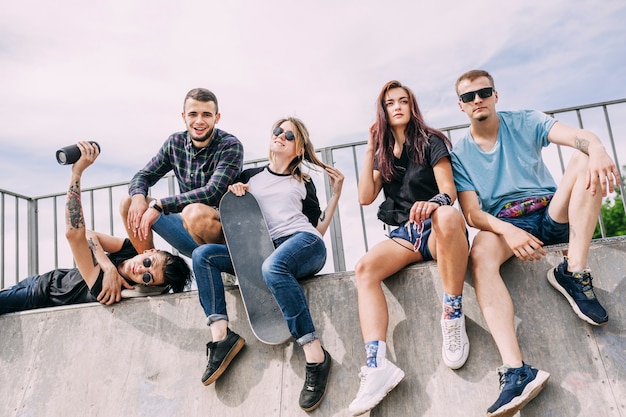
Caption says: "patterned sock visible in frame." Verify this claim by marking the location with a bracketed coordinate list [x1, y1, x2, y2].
[365, 340, 387, 368]
[443, 293, 463, 320]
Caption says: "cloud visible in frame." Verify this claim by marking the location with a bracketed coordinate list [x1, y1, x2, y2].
[1, 0, 625, 197]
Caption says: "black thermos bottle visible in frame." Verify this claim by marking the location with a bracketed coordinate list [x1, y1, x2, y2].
[56, 142, 100, 165]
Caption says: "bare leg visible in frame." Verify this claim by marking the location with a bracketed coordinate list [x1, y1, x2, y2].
[210, 319, 229, 341]
[355, 239, 423, 342]
[302, 339, 325, 363]
[429, 206, 469, 295]
[470, 231, 522, 367]
[548, 151, 603, 271]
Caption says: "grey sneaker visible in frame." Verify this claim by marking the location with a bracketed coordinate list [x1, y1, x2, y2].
[202, 329, 245, 386]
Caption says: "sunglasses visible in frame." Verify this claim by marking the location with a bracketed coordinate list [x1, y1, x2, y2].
[404, 220, 424, 252]
[142, 257, 153, 285]
[459, 87, 494, 103]
[412, 221, 425, 252]
[273, 127, 295, 141]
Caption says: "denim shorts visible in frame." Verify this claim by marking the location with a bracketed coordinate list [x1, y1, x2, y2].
[389, 219, 434, 261]
[498, 206, 569, 245]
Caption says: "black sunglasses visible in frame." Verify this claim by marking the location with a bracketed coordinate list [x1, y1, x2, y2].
[459, 87, 494, 103]
[273, 127, 296, 141]
[142, 257, 153, 285]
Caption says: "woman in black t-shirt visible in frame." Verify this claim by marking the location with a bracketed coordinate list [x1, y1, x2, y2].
[349, 81, 470, 415]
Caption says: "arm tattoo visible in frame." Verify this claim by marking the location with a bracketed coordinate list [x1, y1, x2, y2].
[66, 181, 85, 229]
[574, 136, 590, 155]
[319, 210, 327, 222]
[88, 238, 99, 267]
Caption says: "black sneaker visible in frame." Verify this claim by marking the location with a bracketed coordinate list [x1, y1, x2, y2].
[202, 329, 245, 386]
[547, 258, 608, 326]
[299, 348, 332, 412]
[487, 363, 550, 416]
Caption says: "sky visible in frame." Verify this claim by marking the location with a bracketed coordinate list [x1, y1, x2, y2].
[1, 0, 626, 197]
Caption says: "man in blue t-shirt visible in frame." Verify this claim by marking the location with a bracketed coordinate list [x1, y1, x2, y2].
[450, 69, 620, 417]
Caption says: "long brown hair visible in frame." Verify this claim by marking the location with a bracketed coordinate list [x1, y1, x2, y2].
[372, 80, 451, 183]
[268, 117, 328, 182]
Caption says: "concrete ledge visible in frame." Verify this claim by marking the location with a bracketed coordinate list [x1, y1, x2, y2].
[1, 237, 625, 417]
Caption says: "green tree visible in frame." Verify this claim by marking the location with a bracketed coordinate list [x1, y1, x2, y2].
[593, 167, 626, 238]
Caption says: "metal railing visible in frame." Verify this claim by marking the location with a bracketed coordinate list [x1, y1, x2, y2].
[2, 98, 625, 289]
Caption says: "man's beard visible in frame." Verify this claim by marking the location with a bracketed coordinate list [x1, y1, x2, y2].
[191, 128, 213, 142]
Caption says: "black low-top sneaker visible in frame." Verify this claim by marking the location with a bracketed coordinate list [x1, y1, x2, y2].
[202, 329, 245, 386]
[547, 258, 608, 326]
[299, 348, 332, 412]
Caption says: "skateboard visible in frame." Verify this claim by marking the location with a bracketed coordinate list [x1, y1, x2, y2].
[219, 191, 292, 345]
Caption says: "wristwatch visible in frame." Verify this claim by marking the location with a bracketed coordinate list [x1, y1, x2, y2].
[149, 199, 163, 213]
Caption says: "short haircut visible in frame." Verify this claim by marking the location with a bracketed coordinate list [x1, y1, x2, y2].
[455, 70, 495, 95]
[184, 88, 219, 113]
[160, 251, 192, 293]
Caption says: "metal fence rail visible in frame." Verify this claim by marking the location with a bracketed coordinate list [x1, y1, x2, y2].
[2, 99, 625, 289]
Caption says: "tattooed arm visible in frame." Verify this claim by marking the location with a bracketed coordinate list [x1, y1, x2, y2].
[547, 121, 620, 196]
[64, 142, 104, 289]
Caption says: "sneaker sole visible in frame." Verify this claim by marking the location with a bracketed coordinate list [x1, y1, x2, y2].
[202, 337, 246, 386]
[487, 369, 550, 417]
[349, 368, 405, 416]
[547, 269, 607, 326]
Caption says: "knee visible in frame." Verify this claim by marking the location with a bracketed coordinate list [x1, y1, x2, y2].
[568, 149, 589, 170]
[192, 244, 220, 267]
[432, 206, 466, 234]
[181, 203, 202, 224]
[354, 258, 379, 290]
[119, 194, 132, 216]
[182, 204, 205, 231]
[182, 204, 219, 232]
[261, 257, 279, 284]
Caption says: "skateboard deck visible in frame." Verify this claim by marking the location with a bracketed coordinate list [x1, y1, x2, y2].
[219, 191, 292, 345]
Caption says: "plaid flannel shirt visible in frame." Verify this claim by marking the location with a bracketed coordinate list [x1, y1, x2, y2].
[128, 129, 244, 214]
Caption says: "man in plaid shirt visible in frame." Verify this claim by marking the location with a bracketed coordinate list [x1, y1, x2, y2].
[120, 88, 243, 263]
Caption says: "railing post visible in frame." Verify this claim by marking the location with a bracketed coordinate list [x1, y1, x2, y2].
[27, 198, 39, 276]
[1, 193, 4, 288]
[320, 148, 346, 272]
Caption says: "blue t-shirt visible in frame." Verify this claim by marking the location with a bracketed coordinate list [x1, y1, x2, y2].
[451, 110, 557, 216]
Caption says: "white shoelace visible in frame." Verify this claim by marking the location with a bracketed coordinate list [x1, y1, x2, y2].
[442, 320, 461, 352]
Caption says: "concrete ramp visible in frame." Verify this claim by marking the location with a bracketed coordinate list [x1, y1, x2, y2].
[1, 237, 625, 417]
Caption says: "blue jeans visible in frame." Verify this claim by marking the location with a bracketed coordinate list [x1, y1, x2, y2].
[152, 212, 199, 258]
[192, 231, 327, 345]
[0, 275, 38, 315]
[498, 206, 569, 245]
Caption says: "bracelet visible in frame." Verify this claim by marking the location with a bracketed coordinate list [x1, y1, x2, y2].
[428, 193, 452, 206]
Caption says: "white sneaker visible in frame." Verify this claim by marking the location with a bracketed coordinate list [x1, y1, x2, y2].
[441, 314, 470, 369]
[348, 358, 405, 416]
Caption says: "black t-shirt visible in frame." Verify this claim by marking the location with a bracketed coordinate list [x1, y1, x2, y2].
[378, 134, 450, 225]
[32, 239, 138, 308]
